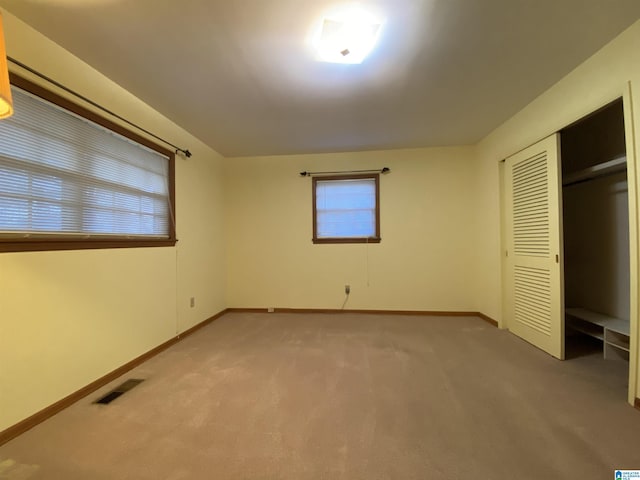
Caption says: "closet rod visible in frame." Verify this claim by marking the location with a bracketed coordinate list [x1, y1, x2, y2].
[562, 157, 627, 187]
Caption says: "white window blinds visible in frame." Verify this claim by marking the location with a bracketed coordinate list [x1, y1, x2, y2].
[315, 177, 377, 238]
[0, 85, 171, 238]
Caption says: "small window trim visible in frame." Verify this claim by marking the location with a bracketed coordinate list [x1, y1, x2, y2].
[312, 173, 381, 244]
[0, 73, 176, 253]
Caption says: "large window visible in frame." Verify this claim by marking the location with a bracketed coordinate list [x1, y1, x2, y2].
[312, 174, 380, 244]
[0, 75, 175, 252]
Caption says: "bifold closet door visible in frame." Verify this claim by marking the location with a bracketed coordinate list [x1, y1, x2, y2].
[504, 134, 564, 359]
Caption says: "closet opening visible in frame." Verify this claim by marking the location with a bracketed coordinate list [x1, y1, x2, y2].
[561, 98, 630, 386]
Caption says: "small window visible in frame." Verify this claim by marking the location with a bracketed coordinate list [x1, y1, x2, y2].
[312, 174, 380, 244]
[0, 75, 175, 252]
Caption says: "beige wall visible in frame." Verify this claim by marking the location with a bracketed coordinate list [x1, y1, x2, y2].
[225, 147, 475, 311]
[472, 20, 640, 401]
[0, 10, 227, 431]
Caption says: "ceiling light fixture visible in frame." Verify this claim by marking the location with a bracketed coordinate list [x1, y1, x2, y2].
[0, 13, 13, 119]
[312, 5, 383, 64]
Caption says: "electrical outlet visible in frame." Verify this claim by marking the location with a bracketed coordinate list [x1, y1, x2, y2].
[267, 307, 275, 313]
[345, 285, 350, 295]
[190, 297, 195, 308]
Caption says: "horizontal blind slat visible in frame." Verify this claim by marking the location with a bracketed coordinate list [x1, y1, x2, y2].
[0, 85, 171, 238]
[316, 178, 377, 238]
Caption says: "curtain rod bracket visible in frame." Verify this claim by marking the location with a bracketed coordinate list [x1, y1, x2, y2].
[8, 56, 192, 158]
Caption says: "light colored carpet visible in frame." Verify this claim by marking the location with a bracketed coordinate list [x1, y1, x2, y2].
[1, 312, 638, 479]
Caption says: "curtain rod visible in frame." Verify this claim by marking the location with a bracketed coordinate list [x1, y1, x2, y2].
[7, 56, 192, 158]
[300, 167, 390, 177]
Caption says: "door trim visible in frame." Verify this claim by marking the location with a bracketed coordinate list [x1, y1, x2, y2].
[623, 81, 638, 405]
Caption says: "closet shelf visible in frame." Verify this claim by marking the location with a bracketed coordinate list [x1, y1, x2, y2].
[562, 156, 626, 186]
[566, 307, 630, 360]
[566, 307, 629, 334]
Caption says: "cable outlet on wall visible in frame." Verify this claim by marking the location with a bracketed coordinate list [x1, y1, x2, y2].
[345, 285, 350, 295]
[190, 297, 195, 308]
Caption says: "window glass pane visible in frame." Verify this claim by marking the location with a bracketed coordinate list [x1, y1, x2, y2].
[0, 85, 171, 239]
[315, 178, 377, 239]
[0, 197, 29, 229]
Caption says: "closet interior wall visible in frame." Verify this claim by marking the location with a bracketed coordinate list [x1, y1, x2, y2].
[562, 99, 631, 361]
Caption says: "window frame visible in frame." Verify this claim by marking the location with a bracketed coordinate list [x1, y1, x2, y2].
[0, 73, 176, 253]
[312, 173, 381, 244]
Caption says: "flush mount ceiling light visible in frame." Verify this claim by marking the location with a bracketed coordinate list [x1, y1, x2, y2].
[312, 6, 383, 64]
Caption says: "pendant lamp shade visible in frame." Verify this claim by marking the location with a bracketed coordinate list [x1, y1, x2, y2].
[0, 13, 12, 119]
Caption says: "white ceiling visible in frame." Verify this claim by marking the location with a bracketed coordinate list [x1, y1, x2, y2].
[1, 0, 640, 157]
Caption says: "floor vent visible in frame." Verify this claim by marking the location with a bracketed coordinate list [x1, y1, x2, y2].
[94, 379, 144, 405]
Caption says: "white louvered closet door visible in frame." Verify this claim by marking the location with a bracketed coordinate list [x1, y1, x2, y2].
[504, 134, 564, 359]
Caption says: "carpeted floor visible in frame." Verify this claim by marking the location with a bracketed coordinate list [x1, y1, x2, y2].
[1, 312, 638, 479]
